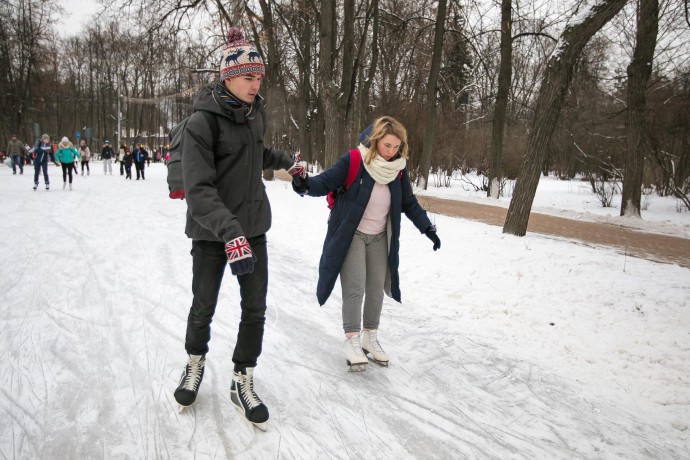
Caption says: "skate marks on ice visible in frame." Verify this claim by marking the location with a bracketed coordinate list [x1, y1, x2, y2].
[251, 309, 683, 459]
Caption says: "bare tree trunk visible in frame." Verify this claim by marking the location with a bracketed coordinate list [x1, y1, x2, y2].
[360, 0, 379, 122]
[418, 0, 447, 190]
[318, 0, 340, 167]
[339, 0, 355, 126]
[488, 0, 512, 199]
[621, 0, 658, 217]
[255, 0, 290, 180]
[503, 0, 628, 236]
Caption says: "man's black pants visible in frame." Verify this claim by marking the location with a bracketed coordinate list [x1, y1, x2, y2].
[185, 235, 268, 371]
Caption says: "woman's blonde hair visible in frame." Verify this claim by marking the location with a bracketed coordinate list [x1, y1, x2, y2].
[362, 116, 409, 164]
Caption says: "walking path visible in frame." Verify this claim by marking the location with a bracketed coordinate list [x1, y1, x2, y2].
[418, 195, 690, 269]
[276, 171, 689, 269]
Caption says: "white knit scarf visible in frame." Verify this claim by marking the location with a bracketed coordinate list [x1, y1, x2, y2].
[359, 144, 406, 184]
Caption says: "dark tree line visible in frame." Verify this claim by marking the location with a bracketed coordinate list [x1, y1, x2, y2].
[2, 0, 688, 231]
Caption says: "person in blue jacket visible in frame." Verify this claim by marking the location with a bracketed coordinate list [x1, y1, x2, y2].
[133, 143, 148, 180]
[292, 116, 441, 371]
[30, 133, 56, 191]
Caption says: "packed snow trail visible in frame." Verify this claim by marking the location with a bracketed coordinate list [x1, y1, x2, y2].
[1, 164, 688, 458]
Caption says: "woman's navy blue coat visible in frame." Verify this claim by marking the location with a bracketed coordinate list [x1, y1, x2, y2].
[307, 151, 433, 305]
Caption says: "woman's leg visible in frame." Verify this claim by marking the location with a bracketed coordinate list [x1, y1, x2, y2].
[362, 231, 388, 330]
[340, 231, 367, 334]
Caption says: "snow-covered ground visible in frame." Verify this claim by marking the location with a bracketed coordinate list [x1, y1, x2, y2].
[418, 172, 690, 238]
[1, 162, 688, 459]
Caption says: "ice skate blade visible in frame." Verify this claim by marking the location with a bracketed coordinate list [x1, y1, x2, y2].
[347, 362, 367, 372]
[252, 421, 268, 431]
[177, 403, 190, 413]
[231, 398, 269, 431]
[362, 349, 389, 367]
[370, 359, 389, 367]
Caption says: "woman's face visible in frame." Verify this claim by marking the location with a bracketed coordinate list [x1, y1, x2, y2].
[376, 134, 402, 161]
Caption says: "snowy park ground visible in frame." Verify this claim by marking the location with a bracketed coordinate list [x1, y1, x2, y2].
[1, 161, 688, 459]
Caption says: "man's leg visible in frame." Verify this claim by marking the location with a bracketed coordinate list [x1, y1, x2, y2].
[185, 240, 227, 356]
[41, 160, 49, 185]
[232, 234, 268, 371]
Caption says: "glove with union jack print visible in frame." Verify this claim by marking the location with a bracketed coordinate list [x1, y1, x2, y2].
[225, 236, 257, 276]
[286, 152, 306, 178]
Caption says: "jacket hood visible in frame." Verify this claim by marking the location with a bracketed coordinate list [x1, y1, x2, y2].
[192, 83, 264, 123]
[358, 124, 373, 148]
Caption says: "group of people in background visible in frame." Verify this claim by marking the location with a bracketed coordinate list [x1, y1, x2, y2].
[4, 134, 160, 190]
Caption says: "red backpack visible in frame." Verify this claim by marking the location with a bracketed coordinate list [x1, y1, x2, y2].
[326, 150, 361, 209]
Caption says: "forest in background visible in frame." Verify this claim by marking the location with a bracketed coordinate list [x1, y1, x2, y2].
[1, 0, 688, 229]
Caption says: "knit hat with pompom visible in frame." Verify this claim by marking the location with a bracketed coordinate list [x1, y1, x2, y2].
[219, 28, 265, 81]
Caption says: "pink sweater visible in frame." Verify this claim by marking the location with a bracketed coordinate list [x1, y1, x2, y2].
[357, 182, 391, 234]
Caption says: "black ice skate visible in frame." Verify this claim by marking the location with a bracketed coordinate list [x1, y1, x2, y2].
[174, 354, 205, 411]
[230, 367, 269, 430]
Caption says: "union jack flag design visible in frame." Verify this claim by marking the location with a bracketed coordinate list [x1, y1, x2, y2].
[225, 236, 253, 262]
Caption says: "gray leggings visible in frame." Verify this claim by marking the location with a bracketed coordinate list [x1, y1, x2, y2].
[340, 230, 388, 333]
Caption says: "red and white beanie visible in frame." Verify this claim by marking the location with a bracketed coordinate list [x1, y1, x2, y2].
[219, 28, 265, 81]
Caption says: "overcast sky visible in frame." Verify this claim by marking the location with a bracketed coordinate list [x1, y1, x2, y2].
[59, 0, 100, 34]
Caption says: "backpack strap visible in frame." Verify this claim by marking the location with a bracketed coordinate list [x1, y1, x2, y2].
[200, 111, 219, 149]
[344, 149, 361, 189]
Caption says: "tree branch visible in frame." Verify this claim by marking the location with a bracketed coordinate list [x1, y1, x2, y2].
[512, 31, 558, 42]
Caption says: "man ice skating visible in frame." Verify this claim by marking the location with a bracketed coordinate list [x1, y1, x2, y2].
[30, 134, 56, 190]
[6, 134, 25, 175]
[133, 144, 147, 180]
[172, 27, 304, 430]
[102, 140, 115, 174]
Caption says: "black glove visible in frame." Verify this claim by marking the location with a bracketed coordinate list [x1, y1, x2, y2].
[425, 225, 441, 251]
[292, 173, 309, 196]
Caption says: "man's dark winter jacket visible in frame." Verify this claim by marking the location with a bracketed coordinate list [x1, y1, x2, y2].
[133, 148, 147, 164]
[31, 140, 55, 164]
[101, 146, 115, 159]
[182, 84, 293, 243]
[6, 139, 25, 156]
[306, 150, 433, 305]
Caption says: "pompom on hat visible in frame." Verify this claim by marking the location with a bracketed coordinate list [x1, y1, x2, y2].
[219, 27, 265, 81]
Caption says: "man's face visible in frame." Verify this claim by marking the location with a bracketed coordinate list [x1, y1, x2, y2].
[11, 136, 16, 141]
[224, 74, 262, 104]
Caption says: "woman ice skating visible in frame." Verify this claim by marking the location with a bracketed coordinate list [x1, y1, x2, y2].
[292, 116, 441, 371]
[79, 140, 91, 175]
[56, 137, 81, 190]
